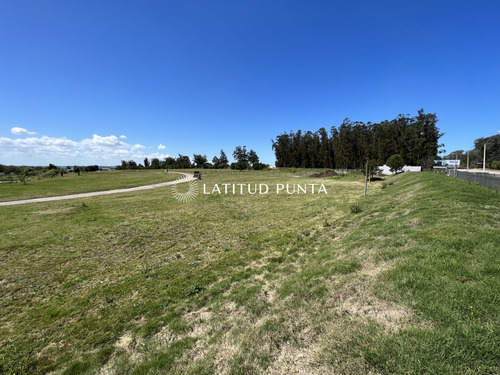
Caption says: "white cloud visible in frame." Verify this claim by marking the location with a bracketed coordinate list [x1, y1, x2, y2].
[138, 152, 171, 160]
[158, 144, 166, 150]
[11, 127, 37, 135]
[0, 133, 163, 166]
[119, 135, 127, 139]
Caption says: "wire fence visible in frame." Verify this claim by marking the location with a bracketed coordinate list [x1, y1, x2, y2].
[447, 169, 500, 191]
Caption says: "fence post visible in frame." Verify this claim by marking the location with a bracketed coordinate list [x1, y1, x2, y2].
[364, 160, 368, 196]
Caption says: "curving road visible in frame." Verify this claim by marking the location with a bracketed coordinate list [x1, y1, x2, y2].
[0, 172, 195, 207]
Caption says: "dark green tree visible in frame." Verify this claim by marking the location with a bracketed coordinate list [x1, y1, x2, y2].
[175, 154, 192, 169]
[272, 133, 293, 167]
[252, 162, 268, 170]
[233, 146, 248, 163]
[248, 150, 259, 166]
[386, 154, 405, 174]
[318, 127, 333, 168]
[164, 157, 176, 169]
[273, 110, 442, 170]
[475, 135, 500, 168]
[213, 149, 229, 169]
[230, 162, 248, 170]
[85, 165, 99, 172]
[193, 154, 207, 168]
[150, 158, 160, 169]
[219, 150, 228, 164]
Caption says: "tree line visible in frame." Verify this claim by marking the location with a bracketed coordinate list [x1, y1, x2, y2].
[0, 164, 91, 174]
[272, 109, 443, 169]
[445, 133, 500, 169]
[0, 164, 98, 184]
[117, 146, 267, 171]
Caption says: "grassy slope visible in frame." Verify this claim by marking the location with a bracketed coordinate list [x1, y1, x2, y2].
[0, 171, 498, 374]
[0, 170, 178, 201]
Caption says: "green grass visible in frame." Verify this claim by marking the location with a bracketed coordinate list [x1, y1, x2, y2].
[0, 170, 498, 374]
[0, 169, 178, 201]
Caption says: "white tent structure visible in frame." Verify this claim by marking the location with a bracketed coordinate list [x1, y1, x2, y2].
[379, 165, 421, 175]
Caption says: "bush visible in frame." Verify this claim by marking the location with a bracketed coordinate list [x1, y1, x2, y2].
[38, 169, 59, 179]
[252, 162, 268, 170]
[386, 154, 405, 174]
[350, 204, 362, 214]
[381, 180, 395, 190]
[85, 165, 99, 172]
[230, 162, 248, 170]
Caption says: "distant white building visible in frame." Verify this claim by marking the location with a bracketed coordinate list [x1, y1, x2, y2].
[379, 165, 421, 175]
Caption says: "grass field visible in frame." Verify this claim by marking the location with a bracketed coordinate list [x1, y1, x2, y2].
[0, 170, 178, 202]
[0, 170, 499, 374]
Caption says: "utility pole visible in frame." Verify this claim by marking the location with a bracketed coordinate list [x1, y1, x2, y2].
[483, 143, 486, 172]
[482, 132, 500, 171]
[467, 151, 469, 171]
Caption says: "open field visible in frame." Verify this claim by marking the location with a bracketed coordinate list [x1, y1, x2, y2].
[0, 170, 499, 374]
[0, 170, 178, 202]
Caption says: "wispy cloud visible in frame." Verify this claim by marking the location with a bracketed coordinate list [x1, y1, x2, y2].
[11, 127, 37, 135]
[0, 133, 169, 166]
[158, 144, 166, 150]
[119, 135, 127, 139]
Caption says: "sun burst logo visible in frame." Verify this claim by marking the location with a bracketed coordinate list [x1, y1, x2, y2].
[171, 177, 199, 203]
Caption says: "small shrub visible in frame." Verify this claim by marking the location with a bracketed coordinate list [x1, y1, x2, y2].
[350, 204, 362, 214]
[38, 169, 59, 179]
[252, 162, 268, 170]
[323, 219, 331, 227]
[382, 181, 393, 189]
[386, 154, 405, 174]
[185, 284, 205, 296]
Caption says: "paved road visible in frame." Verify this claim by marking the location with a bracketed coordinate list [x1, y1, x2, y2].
[456, 169, 500, 176]
[0, 172, 195, 207]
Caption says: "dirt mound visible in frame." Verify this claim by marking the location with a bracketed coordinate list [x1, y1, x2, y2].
[310, 170, 338, 178]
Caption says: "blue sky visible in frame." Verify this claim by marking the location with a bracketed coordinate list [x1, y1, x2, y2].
[1, 0, 499, 166]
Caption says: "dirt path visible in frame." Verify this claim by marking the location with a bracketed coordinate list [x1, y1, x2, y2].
[0, 172, 195, 207]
